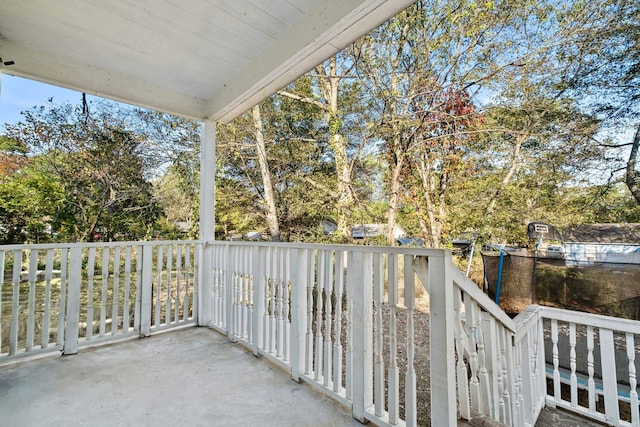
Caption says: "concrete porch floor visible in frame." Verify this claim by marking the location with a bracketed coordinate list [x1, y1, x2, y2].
[0, 327, 361, 427]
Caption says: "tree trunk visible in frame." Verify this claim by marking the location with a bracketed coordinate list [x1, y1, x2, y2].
[417, 154, 441, 248]
[386, 146, 404, 246]
[251, 105, 280, 242]
[320, 58, 354, 241]
[279, 56, 354, 241]
[485, 135, 524, 217]
[626, 123, 640, 204]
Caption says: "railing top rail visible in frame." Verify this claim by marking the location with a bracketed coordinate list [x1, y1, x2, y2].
[513, 305, 542, 341]
[0, 240, 200, 251]
[540, 306, 640, 334]
[451, 267, 517, 332]
[205, 239, 447, 257]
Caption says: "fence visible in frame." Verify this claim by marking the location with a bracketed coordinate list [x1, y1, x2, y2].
[203, 241, 442, 426]
[4, 238, 638, 426]
[0, 241, 197, 362]
[541, 306, 640, 426]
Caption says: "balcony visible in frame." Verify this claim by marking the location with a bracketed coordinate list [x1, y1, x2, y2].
[1, 240, 638, 426]
[1, 326, 361, 426]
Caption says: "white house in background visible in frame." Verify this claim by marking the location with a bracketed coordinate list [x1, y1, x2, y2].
[563, 223, 640, 266]
[351, 223, 405, 239]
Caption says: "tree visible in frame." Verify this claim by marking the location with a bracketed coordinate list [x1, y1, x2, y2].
[251, 104, 280, 241]
[2, 101, 162, 242]
[554, 0, 640, 202]
[279, 53, 370, 241]
[216, 80, 334, 241]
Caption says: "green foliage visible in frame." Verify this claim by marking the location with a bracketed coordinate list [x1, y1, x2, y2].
[0, 100, 196, 243]
[1, 0, 637, 248]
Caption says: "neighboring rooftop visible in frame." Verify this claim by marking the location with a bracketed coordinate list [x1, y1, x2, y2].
[562, 223, 640, 244]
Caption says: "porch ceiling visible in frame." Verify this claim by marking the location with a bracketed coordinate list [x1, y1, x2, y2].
[0, 0, 414, 123]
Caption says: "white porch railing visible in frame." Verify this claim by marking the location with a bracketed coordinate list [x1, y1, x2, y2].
[433, 264, 547, 427]
[541, 306, 640, 426]
[3, 239, 638, 426]
[0, 241, 197, 362]
[202, 241, 447, 426]
[443, 261, 640, 427]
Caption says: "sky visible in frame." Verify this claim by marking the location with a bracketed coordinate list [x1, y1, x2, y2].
[0, 74, 89, 127]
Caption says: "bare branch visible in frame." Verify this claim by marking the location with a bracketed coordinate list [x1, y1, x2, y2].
[278, 90, 328, 111]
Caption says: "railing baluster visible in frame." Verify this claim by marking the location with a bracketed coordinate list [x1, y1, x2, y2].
[345, 250, 353, 401]
[277, 249, 285, 358]
[454, 287, 470, 420]
[240, 249, 247, 340]
[551, 319, 560, 402]
[111, 246, 121, 335]
[183, 244, 191, 320]
[388, 253, 399, 425]
[123, 247, 132, 332]
[569, 322, 577, 407]
[323, 249, 333, 387]
[247, 252, 256, 343]
[213, 246, 219, 327]
[9, 250, 21, 355]
[332, 250, 344, 393]
[86, 248, 96, 340]
[263, 248, 271, 352]
[244, 248, 250, 340]
[514, 336, 524, 427]
[100, 247, 109, 337]
[156, 245, 164, 327]
[26, 249, 37, 352]
[42, 249, 53, 349]
[501, 327, 513, 426]
[314, 250, 324, 382]
[373, 252, 384, 418]
[477, 308, 492, 418]
[133, 245, 142, 333]
[57, 249, 68, 346]
[163, 245, 170, 325]
[269, 248, 277, 352]
[305, 249, 314, 376]
[467, 300, 481, 414]
[222, 245, 228, 329]
[520, 326, 535, 425]
[230, 248, 236, 336]
[496, 325, 511, 425]
[404, 254, 417, 427]
[175, 244, 182, 323]
[253, 246, 265, 354]
[283, 249, 291, 362]
[627, 332, 639, 427]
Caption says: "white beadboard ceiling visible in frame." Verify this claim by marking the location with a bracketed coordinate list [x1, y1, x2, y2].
[0, 0, 414, 123]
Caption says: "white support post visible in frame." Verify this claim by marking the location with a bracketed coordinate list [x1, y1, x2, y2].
[350, 251, 373, 423]
[290, 248, 308, 382]
[140, 244, 153, 337]
[198, 120, 216, 326]
[428, 251, 457, 426]
[63, 247, 82, 355]
[600, 328, 621, 424]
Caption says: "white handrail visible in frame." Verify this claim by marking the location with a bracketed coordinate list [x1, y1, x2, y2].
[451, 266, 516, 332]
